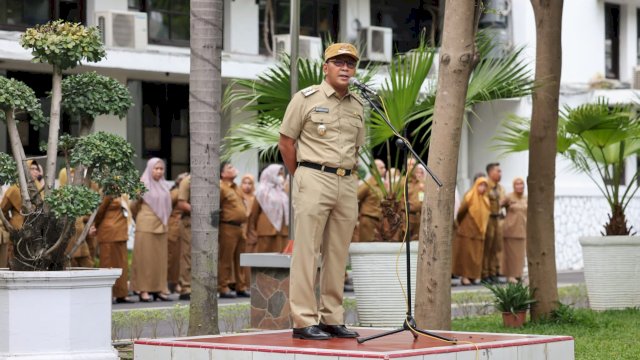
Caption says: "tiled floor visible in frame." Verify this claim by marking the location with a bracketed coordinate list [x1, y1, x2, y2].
[134, 328, 574, 360]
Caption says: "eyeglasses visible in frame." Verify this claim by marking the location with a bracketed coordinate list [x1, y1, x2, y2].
[327, 59, 357, 69]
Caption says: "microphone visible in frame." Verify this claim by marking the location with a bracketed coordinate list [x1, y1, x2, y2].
[349, 77, 377, 94]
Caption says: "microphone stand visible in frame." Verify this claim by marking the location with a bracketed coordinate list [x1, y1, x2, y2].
[355, 88, 456, 345]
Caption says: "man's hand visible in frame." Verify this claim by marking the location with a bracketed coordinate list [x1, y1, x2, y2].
[279, 134, 297, 176]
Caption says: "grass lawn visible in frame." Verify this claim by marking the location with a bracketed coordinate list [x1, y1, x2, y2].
[452, 308, 640, 360]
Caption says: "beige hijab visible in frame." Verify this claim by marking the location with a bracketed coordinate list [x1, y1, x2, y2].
[463, 177, 491, 237]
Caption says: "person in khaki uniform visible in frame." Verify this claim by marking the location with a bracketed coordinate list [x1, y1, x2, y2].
[130, 158, 172, 302]
[218, 162, 249, 298]
[1, 161, 44, 265]
[356, 159, 386, 242]
[279, 43, 365, 340]
[58, 169, 95, 268]
[176, 174, 192, 300]
[0, 186, 9, 268]
[94, 195, 134, 303]
[167, 173, 188, 294]
[482, 162, 506, 283]
[247, 164, 289, 253]
[501, 177, 527, 283]
[452, 177, 491, 285]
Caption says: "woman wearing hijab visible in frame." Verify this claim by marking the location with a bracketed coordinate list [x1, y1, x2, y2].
[501, 177, 528, 283]
[167, 173, 188, 294]
[130, 158, 172, 302]
[247, 164, 289, 253]
[452, 177, 490, 285]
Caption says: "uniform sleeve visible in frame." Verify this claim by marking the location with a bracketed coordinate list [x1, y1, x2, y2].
[178, 177, 190, 202]
[279, 92, 306, 140]
[356, 109, 366, 147]
[357, 182, 370, 202]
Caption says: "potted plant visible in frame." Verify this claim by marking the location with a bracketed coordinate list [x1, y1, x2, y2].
[0, 21, 144, 360]
[495, 98, 640, 310]
[484, 281, 537, 328]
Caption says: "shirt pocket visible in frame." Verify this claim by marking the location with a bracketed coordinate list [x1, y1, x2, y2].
[307, 112, 338, 140]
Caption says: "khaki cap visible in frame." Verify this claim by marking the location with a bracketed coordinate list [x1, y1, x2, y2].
[324, 43, 359, 62]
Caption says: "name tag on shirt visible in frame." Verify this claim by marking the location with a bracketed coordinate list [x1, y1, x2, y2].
[314, 107, 329, 113]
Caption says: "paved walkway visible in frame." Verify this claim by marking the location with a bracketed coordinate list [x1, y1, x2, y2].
[113, 270, 585, 311]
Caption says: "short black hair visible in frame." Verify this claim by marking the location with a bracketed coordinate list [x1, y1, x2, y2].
[220, 161, 230, 175]
[486, 162, 500, 174]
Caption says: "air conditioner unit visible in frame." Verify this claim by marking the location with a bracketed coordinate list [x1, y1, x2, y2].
[633, 66, 640, 89]
[273, 35, 323, 60]
[358, 26, 392, 63]
[95, 10, 148, 50]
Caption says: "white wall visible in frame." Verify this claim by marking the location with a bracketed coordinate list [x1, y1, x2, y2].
[224, 0, 259, 55]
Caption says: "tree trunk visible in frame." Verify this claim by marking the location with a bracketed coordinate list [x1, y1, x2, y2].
[527, 0, 563, 321]
[187, 0, 222, 336]
[5, 109, 32, 211]
[415, 0, 480, 330]
[44, 68, 62, 195]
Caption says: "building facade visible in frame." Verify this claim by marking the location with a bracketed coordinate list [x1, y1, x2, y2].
[1, 0, 638, 269]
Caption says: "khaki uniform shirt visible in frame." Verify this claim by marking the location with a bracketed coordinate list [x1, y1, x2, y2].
[279, 80, 366, 170]
[487, 180, 506, 216]
[220, 180, 248, 224]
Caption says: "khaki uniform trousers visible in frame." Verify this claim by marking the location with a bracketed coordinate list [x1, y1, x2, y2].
[218, 222, 246, 293]
[179, 216, 192, 294]
[99, 241, 129, 298]
[290, 166, 358, 328]
[482, 217, 503, 278]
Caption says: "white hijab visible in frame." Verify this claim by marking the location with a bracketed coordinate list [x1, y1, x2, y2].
[255, 164, 289, 231]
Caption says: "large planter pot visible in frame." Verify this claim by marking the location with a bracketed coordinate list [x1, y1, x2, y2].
[579, 236, 640, 310]
[0, 268, 122, 360]
[349, 241, 418, 327]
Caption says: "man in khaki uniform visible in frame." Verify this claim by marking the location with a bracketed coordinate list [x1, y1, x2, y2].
[482, 162, 506, 283]
[356, 159, 386, 242]
[218, 162, 249, 298]
[279, 43, 365, 340]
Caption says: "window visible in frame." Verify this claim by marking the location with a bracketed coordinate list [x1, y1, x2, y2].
[605, 3, 620, 79]
[371, 0, 441, 52]
[132, 0, 190, 46]
[258, 0, 339, 55]
[0, 0, 84, 30]
[140, 82, 190, 178]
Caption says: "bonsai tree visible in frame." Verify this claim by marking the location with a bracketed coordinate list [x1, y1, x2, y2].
[494, 98, 640, 235]
[20, 20, 106, 192]
[0, 22, 144, 271]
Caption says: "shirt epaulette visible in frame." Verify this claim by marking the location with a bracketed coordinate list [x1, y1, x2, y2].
[301, 86, 319, 97]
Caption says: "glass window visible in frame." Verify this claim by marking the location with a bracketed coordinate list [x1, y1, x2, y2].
[258, 0, 339, 55]
[605, 3, 620, 79]
[143, 0, 189, 46]
[370, 0, 441, 52]
[0, 0, 83, 30]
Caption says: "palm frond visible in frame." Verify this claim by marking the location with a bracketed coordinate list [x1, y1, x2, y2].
[221, 121, 281, 162]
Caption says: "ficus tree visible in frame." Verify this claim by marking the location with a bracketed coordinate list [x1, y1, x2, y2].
[0, 21, 145, 271]
[20, 20, 106, 193]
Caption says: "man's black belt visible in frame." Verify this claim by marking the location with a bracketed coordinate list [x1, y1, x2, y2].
[298, 162, 352, 176]
[490, 214, 501, 218]
[221, 220, 243, 227]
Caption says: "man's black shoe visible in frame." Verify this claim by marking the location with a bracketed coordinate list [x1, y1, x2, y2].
[236, 290, 251, 297]
[178, 293, 191, 301]
[219, 291, 237, 299]
[292, 325, 332, 340]
[318, 323, 359, 338]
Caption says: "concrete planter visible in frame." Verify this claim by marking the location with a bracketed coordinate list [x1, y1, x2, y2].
[579, 236, 640, 310]
[349, 241, 418, 327]
[0, 268, 122, 360]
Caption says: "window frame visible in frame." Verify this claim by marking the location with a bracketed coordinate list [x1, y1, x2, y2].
[134, 0, 190, 47]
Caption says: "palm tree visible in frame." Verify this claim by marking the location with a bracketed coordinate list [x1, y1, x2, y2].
[188, 0, 222, 336]
[494, 98, 640, 236]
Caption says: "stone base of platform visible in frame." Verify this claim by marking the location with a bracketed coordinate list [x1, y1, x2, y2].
[134, 328, 574, 360]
